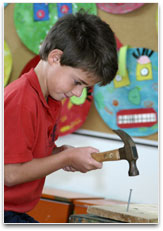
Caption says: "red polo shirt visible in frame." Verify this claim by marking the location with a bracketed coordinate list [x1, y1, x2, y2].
[4, 68, 62, 212]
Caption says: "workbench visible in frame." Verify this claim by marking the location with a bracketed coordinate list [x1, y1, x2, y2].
[27, 187, 128, 223]
[27, 187, 104, 223]
[28, 187, 158, 223]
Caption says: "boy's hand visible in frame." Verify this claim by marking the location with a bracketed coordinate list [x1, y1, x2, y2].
[53, 145, 103, 173]
[66, 146, 103, 173]
[53, 145, 77, 172]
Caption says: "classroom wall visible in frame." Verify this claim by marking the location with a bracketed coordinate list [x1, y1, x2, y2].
[4, 3, 158, 141]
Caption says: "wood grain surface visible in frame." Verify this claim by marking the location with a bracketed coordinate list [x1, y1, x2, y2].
[87, 204, 158, 223]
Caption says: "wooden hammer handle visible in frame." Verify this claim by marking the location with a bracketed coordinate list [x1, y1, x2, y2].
[91, 149, 120, 162]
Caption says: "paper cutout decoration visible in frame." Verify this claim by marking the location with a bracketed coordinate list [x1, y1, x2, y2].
[132, 48, 154, 81]
[115, 36, 123, 50]
[113, 46, 130, 88]
[94, 46, 158, 137]
[96, 3, 144, 14]
[57, 3, 72, 17]
[14, 4, 58, 54]
[4, 40, 12, 87]
[19, 55, 93, 137]
[14, 3, 97, 54]
[33, 3, 49, 21]
[58, 87, 93, 136]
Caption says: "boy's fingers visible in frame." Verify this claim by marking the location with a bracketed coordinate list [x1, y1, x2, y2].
[93, 160, 103, 169]
[97, 162, 103, 169]
[63, 166, 77, 172]
[89, 147, 99, 153]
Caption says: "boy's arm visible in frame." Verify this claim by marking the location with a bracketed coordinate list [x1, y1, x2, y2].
[4, 150, 69, 187]
[4, 147, 102, 187]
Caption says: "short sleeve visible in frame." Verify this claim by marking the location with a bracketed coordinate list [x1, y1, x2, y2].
[4, 104, 36, 164]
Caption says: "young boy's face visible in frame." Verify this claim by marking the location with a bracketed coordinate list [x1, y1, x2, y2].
[46, 61, 98, 101]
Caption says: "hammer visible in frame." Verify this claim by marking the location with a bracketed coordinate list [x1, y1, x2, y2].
[91, 129, 139, 176]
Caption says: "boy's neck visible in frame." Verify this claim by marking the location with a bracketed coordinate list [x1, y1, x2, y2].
[34, 61, 48, 101]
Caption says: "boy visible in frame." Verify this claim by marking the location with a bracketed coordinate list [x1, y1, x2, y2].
[4, 12, 118, 223]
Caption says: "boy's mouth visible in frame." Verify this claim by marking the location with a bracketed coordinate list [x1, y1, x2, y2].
[63, 93, 70, 98]
[64, 93, 73, 98]
[64, 93, 69, 98]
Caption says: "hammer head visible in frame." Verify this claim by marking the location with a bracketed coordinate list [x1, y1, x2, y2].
[113, 129, 139, 177]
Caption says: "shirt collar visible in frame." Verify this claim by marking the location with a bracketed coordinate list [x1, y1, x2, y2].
[26, 68, 61, 111]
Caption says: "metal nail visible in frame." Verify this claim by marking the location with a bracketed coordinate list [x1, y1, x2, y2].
[126, 189, 133, 212]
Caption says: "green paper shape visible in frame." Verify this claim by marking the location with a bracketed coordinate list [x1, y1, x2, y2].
[14, 3, 97, 54]
[70, 88, 87, 105]
[94, 91, 105, 109]
[14, 3, 58, 54]
[118, 45, 129, 77]
[72, 3, 97, 14]
[128, 87, 141, 105]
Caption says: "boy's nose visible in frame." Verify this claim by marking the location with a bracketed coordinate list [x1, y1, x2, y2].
[71, 86, 83, 97]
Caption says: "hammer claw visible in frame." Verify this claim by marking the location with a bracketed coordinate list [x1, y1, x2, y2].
[113, 129, 135, 146]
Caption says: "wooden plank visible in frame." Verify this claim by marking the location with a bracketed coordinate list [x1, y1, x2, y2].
[42, 187, 103, 202]
[73, 199, 126, 214]
[87, 204, 158, 223]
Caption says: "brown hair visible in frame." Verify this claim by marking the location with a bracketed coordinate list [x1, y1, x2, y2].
[40, 11, 118, 86]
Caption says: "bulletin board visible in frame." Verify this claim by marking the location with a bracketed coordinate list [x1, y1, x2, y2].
[4, 3, 158, 141]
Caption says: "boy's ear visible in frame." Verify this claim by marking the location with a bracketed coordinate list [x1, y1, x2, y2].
[48, 49, 63, 65]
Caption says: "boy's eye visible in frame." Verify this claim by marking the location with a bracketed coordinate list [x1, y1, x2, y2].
[74, 80, 82, 85]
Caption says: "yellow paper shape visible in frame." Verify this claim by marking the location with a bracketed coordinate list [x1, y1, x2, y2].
[136, 62, 153, 81]
[113, 46, 130, 88]
[4, 40, 12, 87]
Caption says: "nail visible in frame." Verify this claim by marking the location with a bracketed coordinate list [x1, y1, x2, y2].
[126, 189, 133, 212]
